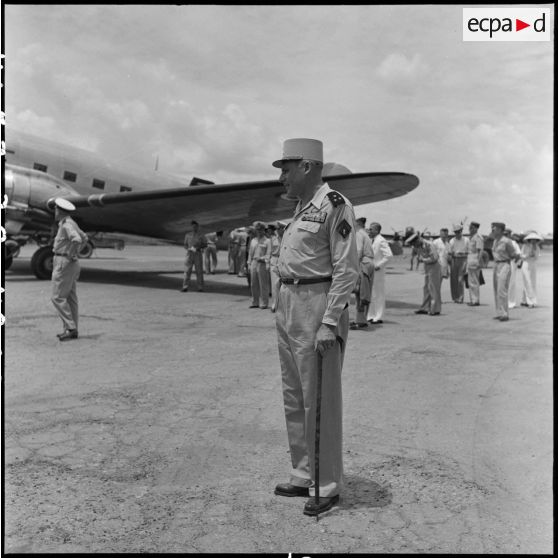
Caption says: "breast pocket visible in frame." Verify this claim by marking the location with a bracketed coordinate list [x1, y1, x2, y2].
[297, 221, 321, 251]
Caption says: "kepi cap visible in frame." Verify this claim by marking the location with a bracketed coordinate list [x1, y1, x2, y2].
[54, 198, 76, 212]
[272, 138, 323, 168]
[470, 221, 480, 228]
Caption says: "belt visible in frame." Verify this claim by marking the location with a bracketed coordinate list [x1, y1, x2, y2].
[280, 276, 332, 285]
[54, 252, 71, 258]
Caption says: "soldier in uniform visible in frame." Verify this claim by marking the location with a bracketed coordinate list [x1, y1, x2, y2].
[466, 221, 484, 306]
[247, 221, 272, 309]
[272, 138, 359, 516]
[350, 217, 374, 329]
[181, 220, 207, 292]
[447, 223, 469, 303]
[406, 232, 442, 316]
[50, 198, 88, 341]
[228, 229, 240, 274]
[204, 230, 222, 274]
[491, 222, 522, 321]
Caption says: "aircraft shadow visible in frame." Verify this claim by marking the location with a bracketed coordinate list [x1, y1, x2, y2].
[386, 300, 420, 309]
[78, 268, 252, 296]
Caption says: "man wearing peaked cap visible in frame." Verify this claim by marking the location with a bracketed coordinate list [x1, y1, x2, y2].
[272, 138, 359, 516]
[51, 197, 88, 341]
[447, 223, 469, 303]
[466, 221, 484, 306]
[491, 222, 522, 321]
[272, 138, 324, 168]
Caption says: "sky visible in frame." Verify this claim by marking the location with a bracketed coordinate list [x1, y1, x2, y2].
[3, 4, 554, 235]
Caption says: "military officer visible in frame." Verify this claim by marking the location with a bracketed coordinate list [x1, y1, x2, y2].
[51, 198, 88, 341]
[272, 138, 359, 516]
[448, 223, 469, 303]
[247, 221, 272, 309]
[406, 233, 442, 316]
[466, 221, 484, 306]
[491, 222, 522, 321]
[181, 220, 207, 292]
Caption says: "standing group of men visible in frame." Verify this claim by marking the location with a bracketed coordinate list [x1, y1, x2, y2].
[406, 221, 539, 322]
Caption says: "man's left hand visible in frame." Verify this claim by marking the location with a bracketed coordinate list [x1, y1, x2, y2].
[315, 324, 337, 355]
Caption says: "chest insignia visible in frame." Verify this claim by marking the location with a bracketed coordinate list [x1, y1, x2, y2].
[301, 211, 327, 223]
[337, 219, 352, 239]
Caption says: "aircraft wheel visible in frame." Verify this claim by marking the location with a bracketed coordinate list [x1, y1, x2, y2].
[78, 241, 94, 259]
[31, 246, 54, 280]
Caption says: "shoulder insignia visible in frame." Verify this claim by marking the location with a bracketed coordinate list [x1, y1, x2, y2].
[337, 219, 352, 239]
[327, 191, 345, 207]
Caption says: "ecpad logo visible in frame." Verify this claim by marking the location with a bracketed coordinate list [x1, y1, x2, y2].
[463, 7, 551, 41]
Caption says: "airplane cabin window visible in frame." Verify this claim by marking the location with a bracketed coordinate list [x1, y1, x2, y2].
[120, 185, 132, 192]
[92, 179, 105, 190]
[63, 171, 77, 182]
[33, 163, 48, 172]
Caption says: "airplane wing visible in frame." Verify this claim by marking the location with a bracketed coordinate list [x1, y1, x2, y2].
[54, 171, 419, 243]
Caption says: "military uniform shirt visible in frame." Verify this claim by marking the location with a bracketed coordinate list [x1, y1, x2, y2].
[278, 183, 359, 327]
[53, 216, 87, 259]
[417, 239, 439, 264]
[492, 237, 520, 262]
[356, 228, 374, 262]
[449, 236, 469, 257]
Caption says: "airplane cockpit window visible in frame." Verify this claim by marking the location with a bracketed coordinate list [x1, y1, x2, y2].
[63, 171, 77, 182]
[92, 179, 105, 190]
[33, 162, 48, 172]
[120, 185, 132, 192]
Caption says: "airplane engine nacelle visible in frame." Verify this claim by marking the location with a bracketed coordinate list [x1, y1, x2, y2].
[5, 164, 79, 214]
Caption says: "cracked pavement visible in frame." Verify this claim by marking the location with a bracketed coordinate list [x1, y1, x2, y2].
[2, 245, 553, 553]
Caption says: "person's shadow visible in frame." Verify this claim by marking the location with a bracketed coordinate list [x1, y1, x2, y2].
[341, 473, 392, 510]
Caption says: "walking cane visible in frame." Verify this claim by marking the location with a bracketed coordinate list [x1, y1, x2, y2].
[314, 351, 323, 521]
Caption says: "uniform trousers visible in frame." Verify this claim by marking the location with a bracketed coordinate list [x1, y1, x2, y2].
[183, 250, 204, 288]
[493, 261, 512, 318]
[418, 261, 442, 313]
[51, 256, 80, 331]
[237, 245, 247, 276]
[467, 266, 481, 304]
[269, 257, 280, 310]
[508, 261, 523, 308]
[249, 260, 270, 307]
[366, 267, 385, 321]
[450, 257, 467, 302]
[204, 245, 217, 273]
[355, 259, 374, 324]
[275, 282, 348, 498]
[228, 244, 239, 274]
[521, 259, 537, 306]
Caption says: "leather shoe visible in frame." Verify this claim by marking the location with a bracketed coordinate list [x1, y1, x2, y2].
[303, 494, 340, 516]
[467, 302, 480, 306]
[274, 483, 310, 497]
[370, 319, 383, 324]
[499, 316, 509, 321]
[59, 329, 78, 341]
[429, 312, 440, 315]
[414, 310, 428, 315]
[349, 322, 368, 330]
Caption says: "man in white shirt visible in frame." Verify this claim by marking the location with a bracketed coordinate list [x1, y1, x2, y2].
[366, 222, 392, 324]
[432, 228, 450, 279]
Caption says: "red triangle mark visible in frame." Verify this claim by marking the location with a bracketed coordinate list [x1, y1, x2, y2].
[516, 19, 530, 31]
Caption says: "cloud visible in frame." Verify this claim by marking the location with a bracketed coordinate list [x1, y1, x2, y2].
[376, 53, 426, 82]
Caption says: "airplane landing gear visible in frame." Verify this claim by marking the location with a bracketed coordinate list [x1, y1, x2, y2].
[31, 245, 54, 280]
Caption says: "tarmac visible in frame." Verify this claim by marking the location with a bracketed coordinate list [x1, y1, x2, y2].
[2, 244, 553, 554]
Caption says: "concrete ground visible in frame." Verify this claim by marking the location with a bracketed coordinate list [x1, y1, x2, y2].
[2, 244, 553, 553]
